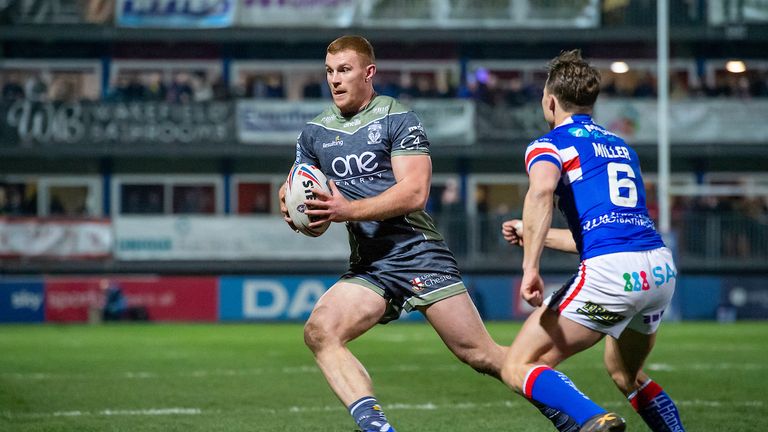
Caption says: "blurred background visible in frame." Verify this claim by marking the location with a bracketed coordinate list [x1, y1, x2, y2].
[1, 0, 767, 324]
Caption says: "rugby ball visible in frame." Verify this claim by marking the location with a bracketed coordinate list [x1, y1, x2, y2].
[285, 164, 332, 237]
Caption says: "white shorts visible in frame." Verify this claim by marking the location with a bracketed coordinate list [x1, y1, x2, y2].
[545, 247, 677, 339]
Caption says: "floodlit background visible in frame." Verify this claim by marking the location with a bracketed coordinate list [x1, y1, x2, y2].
[0, 1, 767, 431]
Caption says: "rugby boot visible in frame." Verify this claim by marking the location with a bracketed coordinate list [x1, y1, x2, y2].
[581, 412, 626, 432]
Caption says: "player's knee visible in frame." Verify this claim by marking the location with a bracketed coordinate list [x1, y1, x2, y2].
[303, 317, 336, 352]
[458, 347, 499, 376]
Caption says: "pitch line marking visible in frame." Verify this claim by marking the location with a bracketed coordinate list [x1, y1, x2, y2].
[1, 408, 203, 420]
[4, 399, 762, 420]
[280, 399, 762, 414]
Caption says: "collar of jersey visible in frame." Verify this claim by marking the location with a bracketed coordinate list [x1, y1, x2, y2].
[555, 114, 593, 129]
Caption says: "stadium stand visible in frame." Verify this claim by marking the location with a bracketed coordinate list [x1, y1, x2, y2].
[0, 0, 767, 321]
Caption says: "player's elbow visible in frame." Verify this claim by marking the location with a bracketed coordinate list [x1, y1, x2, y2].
[407, 187, 429, 212]
[527, 184, 556, 201]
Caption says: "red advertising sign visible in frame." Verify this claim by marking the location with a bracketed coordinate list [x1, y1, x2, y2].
[45, 276, 217, 322]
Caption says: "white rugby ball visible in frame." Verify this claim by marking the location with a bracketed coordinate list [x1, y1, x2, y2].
[285, 163, 332, 237]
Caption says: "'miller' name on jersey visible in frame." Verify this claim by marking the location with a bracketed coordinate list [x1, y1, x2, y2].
[593, 142, 631, 160]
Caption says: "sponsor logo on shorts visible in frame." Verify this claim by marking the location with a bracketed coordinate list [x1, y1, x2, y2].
[623, 271, 650, 292]
[643, 310, 665, 324]
[576, 302, 625, 326]
[622, 262, 677, 291]
[409, 277, 426, 292]
[409, 273, 454, 291]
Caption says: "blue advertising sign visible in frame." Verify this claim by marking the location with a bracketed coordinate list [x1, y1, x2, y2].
[464, 275, 515, 320]
[117, 0, 236, 28]
[0, 279, 45, 323]
[219, 275, 431, 322]
[676, 276, 722, 320]
[219, 276, 337, 321]
[722, 276, 768, 320]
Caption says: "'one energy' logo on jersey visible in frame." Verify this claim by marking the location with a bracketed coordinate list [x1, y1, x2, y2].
[331, 151, 381, 178]
[367, 122, 382, 145]
[623, 263, 677, 291]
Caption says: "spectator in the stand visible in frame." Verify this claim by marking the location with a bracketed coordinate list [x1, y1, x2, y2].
[2, 72, 25, 101]
[48, 75, 78, 102]
[107, 73, 146, 102]
[24, 74, 48, 102]
[192, 72, 214, 102]
[734, 75, 752, 99]
[414, 75, 438, 98]
[474, 68, 494, 105]
[302, 78, 325, 99]
[146, 190, 163, 213]
[106, 75, 129, 102]
[251, 74, 284, 99]
[101, 279, 128, 321]
[143, 72, 167, 101]
[438, 178, 467, 256]
[397, 74, 418, 100]
[504, 77, 529, 106]
[706, 74, 733, 97]
[375, 76, 401, 98]
[125, 73, 146, 101]
[168, 72, 194, 103]
[211, 74, 230, 101]
[4, 185, 34, 216]
[670, 74, 691, 99]
[752, 71, 768, 97]
[0, 185, 7, 215]
[264, 75, 285, 98]
[82, 0, 114, 24]
[633, 71, 656, 97]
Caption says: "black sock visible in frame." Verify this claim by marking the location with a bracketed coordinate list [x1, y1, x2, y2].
[530, 399, 581, 432]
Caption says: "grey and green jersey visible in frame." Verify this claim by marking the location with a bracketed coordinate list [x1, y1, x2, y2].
[295, 95, 466, 320]
[294, 95, 445, 264]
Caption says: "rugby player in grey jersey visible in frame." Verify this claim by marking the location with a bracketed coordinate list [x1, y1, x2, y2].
[279, 35, 577, 432]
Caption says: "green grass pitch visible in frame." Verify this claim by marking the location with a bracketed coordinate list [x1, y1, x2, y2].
[1, 322, 765, 431]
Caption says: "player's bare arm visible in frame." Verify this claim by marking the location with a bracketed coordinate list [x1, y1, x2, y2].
[305, 154, 431, 225]
[502, 220, 577, 253]
[520, 161, 560, 306]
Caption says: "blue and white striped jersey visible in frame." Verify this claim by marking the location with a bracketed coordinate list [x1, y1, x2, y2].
[525, 114, 664, 260]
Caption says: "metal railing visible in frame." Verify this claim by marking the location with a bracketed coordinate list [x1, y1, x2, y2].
[433, 211, 768, 271]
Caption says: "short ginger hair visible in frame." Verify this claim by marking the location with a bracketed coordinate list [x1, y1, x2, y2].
[327, 35, 376, 66]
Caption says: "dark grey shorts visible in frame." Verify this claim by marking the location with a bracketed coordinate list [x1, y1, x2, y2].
[341, 240, 466, 323]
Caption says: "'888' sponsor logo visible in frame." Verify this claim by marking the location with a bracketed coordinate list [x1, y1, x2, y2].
[622, 262, 677, 292]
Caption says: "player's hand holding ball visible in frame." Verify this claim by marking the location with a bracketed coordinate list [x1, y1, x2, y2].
[284, 164, 333, 237]
[502, 219, 524, 246]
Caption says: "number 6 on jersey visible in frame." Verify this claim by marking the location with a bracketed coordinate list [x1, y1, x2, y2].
[607, 162, 638, 207]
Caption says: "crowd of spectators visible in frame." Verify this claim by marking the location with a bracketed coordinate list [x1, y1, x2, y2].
[4, 63, 768, 106]
[0, 184, 37, 216]
[105, 71, 229, 103]
[1, 70, 97, 103]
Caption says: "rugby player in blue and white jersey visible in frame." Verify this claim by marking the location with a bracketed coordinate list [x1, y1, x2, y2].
[279, 35, 579, 432]
[499, 49, 685, 432]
